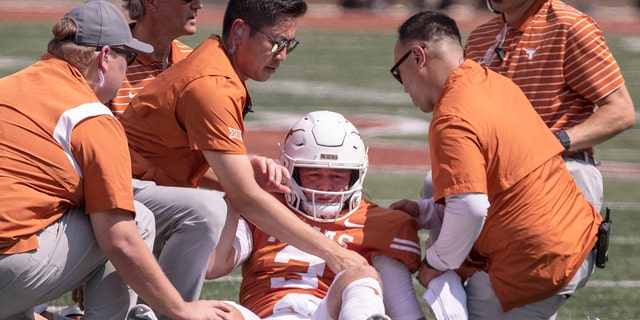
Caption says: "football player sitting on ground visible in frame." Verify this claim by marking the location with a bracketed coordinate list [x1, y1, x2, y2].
[206, 111, 425, 320]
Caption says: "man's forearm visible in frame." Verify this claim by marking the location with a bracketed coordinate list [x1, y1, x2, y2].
[91, 211, 188, 319]
[567, 85, 635, 150]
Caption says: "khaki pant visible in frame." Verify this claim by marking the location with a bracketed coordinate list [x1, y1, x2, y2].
[465, 251, 596, 320]
[0, 202, 155, 319]
[131, 179, 228, 320]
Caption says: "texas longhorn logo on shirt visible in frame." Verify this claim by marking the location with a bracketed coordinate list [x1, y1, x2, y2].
[228, 127, 242, 141]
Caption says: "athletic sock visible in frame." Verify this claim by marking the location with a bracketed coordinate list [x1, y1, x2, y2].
[338, 277, 386, 320]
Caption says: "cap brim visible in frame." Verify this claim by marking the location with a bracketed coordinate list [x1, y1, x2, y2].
[125, 38, 154, 54]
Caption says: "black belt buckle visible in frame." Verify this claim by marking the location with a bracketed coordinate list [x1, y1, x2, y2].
[595, 207, 611, 268]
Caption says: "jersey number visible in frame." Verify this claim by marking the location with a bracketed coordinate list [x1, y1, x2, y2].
[271, 245, 325, 289]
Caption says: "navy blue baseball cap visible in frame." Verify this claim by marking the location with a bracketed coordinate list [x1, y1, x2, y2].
[63, 0, 153, 53]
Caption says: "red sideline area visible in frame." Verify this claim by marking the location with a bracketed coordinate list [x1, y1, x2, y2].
[0, 1, 638, 34]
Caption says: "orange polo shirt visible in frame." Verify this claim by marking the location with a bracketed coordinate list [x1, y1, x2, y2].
[464, 0, 624, 157]
[431, 60, 601, 311]
[119, 35, 251, 188]
[0, 55, 135, 254]
[109, 39, 192, 117]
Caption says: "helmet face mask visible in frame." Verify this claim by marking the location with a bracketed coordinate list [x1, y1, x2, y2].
[289, 184, 361, 221]
[281, 111, 368, 223]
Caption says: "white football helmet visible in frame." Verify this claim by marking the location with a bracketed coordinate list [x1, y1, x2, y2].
[280, 111, 368, 223]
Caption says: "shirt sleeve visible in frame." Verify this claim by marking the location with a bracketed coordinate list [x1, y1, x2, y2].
[426, 193, 488, 271]
[430, 115, 488, 202]
[563, 15, 624, 103]
[71, 115, 135, 214]
[415, 197, 445, 230]
[362, 209, 422, 272]
[233, 217, 253, 270]
[177, 75, 248, 154]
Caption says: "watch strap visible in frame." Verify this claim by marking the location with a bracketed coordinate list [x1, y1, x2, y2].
[554, 131, 571, 151]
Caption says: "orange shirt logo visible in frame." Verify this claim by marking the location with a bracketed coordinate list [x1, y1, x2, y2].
[228, 127, 243, 141]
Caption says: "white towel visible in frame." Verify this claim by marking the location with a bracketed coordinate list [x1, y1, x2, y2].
[422, 270, 468, 320]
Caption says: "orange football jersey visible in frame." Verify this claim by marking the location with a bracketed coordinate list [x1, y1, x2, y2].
[239, 197, 421, 318]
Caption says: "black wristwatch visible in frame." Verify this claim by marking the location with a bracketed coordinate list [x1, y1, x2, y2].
[555, 131, 571, 151]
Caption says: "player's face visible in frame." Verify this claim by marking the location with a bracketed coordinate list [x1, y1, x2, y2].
[155, 0, 203, 37]
[298, 168, 351, 203]
[235, 17, 298, 82]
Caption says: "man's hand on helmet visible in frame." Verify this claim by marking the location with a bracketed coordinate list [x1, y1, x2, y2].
[250, 155, 291, 194]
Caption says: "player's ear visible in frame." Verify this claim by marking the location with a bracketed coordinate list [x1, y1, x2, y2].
[414, 45, 429, 68]
[96, 45, 109, 69]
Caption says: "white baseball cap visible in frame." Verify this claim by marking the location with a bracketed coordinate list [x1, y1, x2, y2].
[63, 0, 153, 54]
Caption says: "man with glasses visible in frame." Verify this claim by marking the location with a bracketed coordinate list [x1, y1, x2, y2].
[389, 11, 602, 319]
[0, 1, 245, 319]
[118, 0, 368, 317]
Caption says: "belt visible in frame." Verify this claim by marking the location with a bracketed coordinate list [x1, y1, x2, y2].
[564, 151, 597, 166]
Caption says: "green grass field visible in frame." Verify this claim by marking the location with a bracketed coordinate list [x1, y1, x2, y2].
[1, 21, 639, 319]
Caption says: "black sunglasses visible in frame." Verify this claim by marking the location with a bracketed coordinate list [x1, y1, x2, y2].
[96, 46, 137, 66]
[111, 47, 138, 66]
[256, 30, 299, 54]
[390, 45, 424, 84]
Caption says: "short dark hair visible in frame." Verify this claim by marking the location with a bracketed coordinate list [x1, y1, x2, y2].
[122, 0, 144, 21]
[222, 0, 308, 38]
[397, 11, 462, 47]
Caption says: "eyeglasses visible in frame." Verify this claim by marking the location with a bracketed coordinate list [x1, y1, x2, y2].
[390, 45, 424, 84]
[255, 30, 299, 54]
[97, 46, 137, 66]
[111, 47, 138, 66]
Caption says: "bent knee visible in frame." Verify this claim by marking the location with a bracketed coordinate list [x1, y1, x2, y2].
[338, 264, 381, 284]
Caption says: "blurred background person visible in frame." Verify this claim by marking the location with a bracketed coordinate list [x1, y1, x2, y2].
[109, 0, 203, 116]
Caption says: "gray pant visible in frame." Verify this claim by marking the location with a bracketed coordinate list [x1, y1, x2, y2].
[562, 157, 603, 213]
[465, 250, 596, 320]
[420, 158, 601, 319]
[132, 179, 227, 319]
[0, 202, 155, 320]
